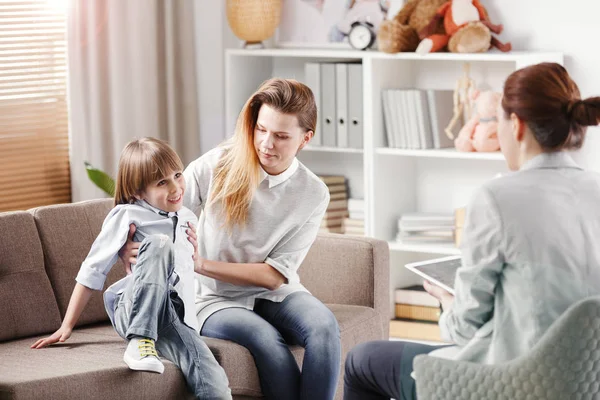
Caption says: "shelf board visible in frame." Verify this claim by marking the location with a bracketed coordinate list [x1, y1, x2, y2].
[226, 48, 563, 64]
[226, 48, 365, 60]
[388, 240, 460, 255]
[304, 145, 363, 154]
[376, 147, 505, 161]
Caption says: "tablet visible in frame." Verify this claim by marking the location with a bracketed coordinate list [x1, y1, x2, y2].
[405, 255, 462, 295]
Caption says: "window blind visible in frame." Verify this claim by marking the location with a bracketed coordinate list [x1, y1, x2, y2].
[0, 0, 70, 212]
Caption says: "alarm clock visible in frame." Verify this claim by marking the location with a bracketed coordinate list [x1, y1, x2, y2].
[348, 21, 376, 51]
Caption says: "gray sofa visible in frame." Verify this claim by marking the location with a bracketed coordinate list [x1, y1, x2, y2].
[0, 199, 389, 400]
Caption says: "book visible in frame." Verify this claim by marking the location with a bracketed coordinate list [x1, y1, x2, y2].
[395, 303, 441, 322]
[426, 89, 455, 149]
[324, 209, 350, 219]
[330, 191, 347, 201]
[389, 319, 443, 342]
[319, 226, 344, 234]
[321, 217, 344, 228]
[327, 183, 347, 194]
[327, 199, 348, 211]
[319, 175, 346, 185]
[395, 285, 440, 307]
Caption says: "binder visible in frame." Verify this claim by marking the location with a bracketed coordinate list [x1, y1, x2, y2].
[426, 90, 455, 148]
[335, 63, 348, 148]
[347, 64, 363, 149]
[304, 62, 322, 146]
[320, 63, 337, 147]
[414, 89, 433, 149]
[382, 90, 395, 148]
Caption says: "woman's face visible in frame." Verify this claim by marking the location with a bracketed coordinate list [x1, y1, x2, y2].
[497, 99, 520, 171]
[253, 104, 312, 175]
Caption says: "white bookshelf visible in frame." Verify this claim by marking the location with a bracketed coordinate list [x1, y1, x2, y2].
[305, 145, 364, 154]
[225, 47, 564, 326]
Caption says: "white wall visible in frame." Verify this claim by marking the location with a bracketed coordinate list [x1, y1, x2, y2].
[485, 0, 600, 170]
[196, 1, 600, 168]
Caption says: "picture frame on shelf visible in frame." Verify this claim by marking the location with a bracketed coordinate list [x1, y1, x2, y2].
[276, 0, 392, 50]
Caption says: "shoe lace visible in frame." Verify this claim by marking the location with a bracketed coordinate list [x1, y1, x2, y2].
[137, 339, 158, 358]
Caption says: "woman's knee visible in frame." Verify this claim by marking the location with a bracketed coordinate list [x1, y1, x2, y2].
[305, 307, 340, 345]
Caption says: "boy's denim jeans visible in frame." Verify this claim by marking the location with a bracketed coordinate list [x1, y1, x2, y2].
[202, 291, 342, 400]
[112, 235, 231, 400]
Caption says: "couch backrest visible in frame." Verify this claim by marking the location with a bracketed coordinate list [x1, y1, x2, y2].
[299, 233, 389, 312]
[0, 211, 62, 342]
[32, 198, 126, 327]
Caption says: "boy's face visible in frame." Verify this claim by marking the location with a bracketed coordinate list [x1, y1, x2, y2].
[139, 169, 185, 213]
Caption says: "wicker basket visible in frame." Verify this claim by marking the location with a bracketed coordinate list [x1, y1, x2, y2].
[226, 0, 282, 47]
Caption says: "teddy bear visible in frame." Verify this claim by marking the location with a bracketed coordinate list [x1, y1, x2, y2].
[415, 0, 512, 54]
[454, 89, 501, 152]
[377, 0, 448, 53]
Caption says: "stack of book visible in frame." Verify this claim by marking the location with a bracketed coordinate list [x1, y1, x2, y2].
[390, 285, 443, 342]
[396, 212, 455, 243]
[344, 198, 364, 236]
[318, 175, 349, 234]
[381, 89, 456, 150]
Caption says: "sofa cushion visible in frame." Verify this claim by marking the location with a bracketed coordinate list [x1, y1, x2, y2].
[0, 304, 383, 399]
[0, 211, 62, 342]
[0, 324, 194, 400]
[31, 199, 126, 327]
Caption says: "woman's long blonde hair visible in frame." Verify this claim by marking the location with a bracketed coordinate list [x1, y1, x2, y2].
[209, 78, 317, 230]
[114, 137, 184, 206]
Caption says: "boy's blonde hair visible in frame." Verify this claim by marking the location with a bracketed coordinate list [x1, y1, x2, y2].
[208, 78, 316, 230]
[114, 137, 184, 206]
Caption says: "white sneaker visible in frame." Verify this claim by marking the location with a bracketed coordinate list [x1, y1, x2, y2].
[123, 338, 164, 374]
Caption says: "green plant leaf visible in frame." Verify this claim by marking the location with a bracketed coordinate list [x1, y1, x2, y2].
[84, 161, 115, 197]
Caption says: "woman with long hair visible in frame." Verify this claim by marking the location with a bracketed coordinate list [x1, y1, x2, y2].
[121, 78, 341, 400]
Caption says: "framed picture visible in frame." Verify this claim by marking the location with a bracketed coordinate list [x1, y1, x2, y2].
[276, 0, 392, 49]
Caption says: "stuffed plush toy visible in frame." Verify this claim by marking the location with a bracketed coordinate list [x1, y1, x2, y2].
[377, 0, 447, 53]
[454, 89, 501, 152]
[415, 0, 511, 54]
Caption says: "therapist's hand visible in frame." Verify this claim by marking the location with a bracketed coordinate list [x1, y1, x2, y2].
[424, 280, 454, 312]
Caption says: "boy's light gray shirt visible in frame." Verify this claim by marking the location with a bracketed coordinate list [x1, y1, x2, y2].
[431, 152, 600, 364]
[184, 147, 329, 332]
[75, 200, 199, 332]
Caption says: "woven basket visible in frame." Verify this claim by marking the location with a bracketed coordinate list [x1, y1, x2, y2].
[226, 0, 282, 46]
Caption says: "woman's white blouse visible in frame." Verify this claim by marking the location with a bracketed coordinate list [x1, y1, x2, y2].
[183, 147, 329, 331]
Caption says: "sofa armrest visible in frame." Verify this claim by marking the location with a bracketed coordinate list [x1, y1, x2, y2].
[298, 233, 390, 336]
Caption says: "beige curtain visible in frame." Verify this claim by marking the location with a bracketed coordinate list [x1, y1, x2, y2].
[68, 0, 200, 202]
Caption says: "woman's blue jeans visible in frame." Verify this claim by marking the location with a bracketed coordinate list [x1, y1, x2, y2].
[201, 291, 342, 400]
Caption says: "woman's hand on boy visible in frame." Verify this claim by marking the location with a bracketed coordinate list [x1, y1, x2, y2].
[187, 222, 206, 274]
[30, 325, 73, 349]
[119, 224, 140, 274]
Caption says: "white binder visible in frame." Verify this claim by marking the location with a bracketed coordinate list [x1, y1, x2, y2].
[304, 62, 322, 146]
[348, 64, 363, 149]
[335, 63, 348, 148]
[320, 63, 337, 147]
